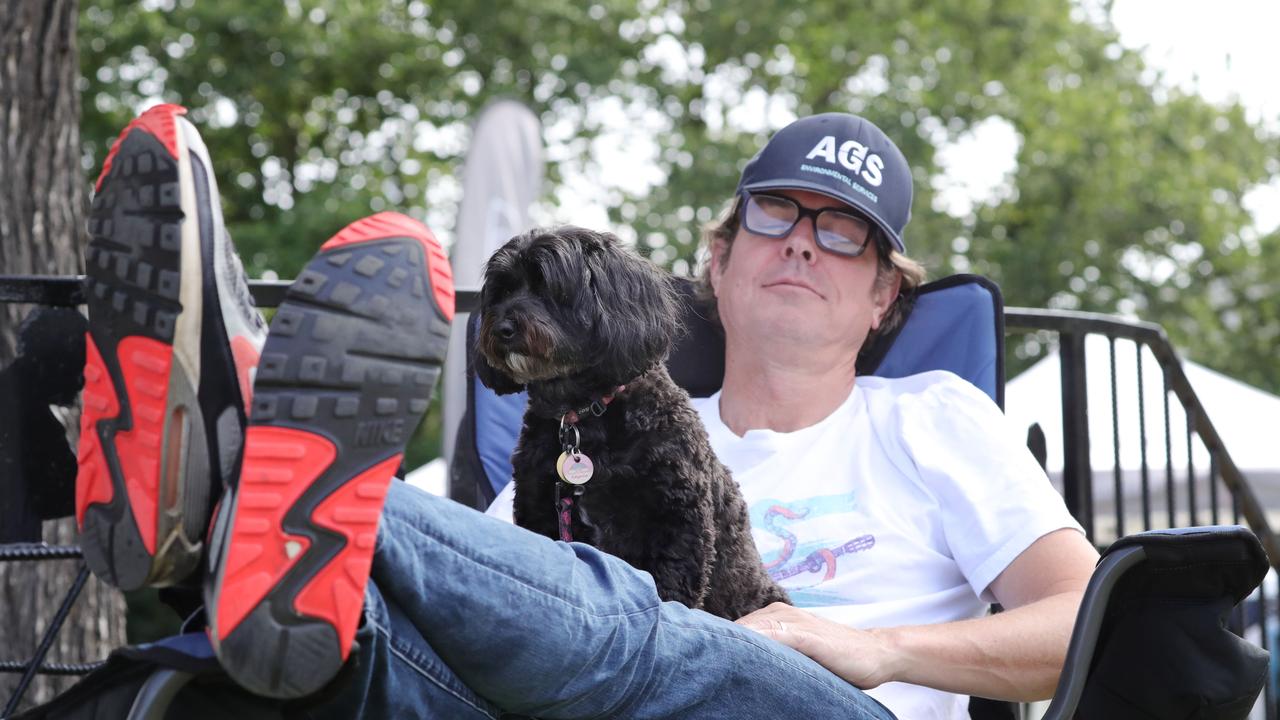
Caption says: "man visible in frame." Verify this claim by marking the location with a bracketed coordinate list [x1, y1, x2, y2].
[74, 106, 1092, 720]
[487, 112, 1098, 717]
[696, 113, 1097, 715]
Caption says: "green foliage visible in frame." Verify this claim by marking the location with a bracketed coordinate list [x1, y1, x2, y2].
[81, 0, 652, 275]
[80, 0, 1280, 406]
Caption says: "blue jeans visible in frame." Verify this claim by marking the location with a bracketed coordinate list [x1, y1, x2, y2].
[312, 481, 897, 719]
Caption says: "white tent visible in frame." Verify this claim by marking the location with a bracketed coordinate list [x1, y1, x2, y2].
[1005, 335, 1280, 519]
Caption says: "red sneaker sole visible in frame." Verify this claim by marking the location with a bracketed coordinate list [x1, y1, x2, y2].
[77, 104, 212, 590]
[208, 213, 452, 698]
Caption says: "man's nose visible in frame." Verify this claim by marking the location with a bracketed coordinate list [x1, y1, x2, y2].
[782, 216, 819, 263]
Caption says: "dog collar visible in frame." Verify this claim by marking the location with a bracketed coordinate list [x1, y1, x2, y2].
[553, 384, 624, 542]
[560, 385, 626, 425]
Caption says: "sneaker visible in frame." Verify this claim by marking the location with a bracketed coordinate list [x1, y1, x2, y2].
[77, 104, 268, 590]
[205, 212, 454, 698]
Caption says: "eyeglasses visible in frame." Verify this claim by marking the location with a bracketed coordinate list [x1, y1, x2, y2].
[740, 193, 874, 257]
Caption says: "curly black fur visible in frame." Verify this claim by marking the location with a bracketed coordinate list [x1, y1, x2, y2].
[476, 226, 788, 619]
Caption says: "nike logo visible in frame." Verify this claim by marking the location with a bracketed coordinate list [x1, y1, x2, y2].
[355, 418, 405, 447]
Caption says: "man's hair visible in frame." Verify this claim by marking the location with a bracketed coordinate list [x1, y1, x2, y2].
[695, 197, 927, 355]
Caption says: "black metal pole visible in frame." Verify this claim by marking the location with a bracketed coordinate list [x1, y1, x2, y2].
[1136, 344, 1152, 530]
[1258, 575, 1274, 720]
[1186, 408, 1197, 527]
[1210, 455, 1220, 526]
[1059, 332, 1093, 540]
[1109, 337, 1123, 539]
[1163, 376, 1175, 527]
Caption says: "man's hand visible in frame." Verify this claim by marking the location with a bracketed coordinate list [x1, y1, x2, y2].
[735, 530, 1098, 702]
[735, 603, 900, 690]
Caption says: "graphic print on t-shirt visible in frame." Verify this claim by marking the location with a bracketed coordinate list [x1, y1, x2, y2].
[750, 493, 876, 606]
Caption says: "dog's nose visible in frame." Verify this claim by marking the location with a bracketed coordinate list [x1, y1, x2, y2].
[496, 318, 518, 341]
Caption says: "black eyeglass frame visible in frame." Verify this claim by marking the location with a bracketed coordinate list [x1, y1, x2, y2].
[738, 192, 877, 258]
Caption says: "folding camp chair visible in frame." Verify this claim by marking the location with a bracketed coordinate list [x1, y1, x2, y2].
[451, 273, 1268, 719]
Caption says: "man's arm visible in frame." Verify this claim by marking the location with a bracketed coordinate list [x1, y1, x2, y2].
[736, 528, 1099, 702]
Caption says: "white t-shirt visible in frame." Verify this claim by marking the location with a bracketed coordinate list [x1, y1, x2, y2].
[487, 370, 1082, 720]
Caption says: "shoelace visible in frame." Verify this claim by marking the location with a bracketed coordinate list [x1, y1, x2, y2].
[222, 231, 267, 330]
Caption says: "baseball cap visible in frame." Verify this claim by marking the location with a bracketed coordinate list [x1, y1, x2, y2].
[736, 113, 912, 253]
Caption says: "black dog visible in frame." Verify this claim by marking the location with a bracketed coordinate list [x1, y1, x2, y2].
[475, 226, 788, 620]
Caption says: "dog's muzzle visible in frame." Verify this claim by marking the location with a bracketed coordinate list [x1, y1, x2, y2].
[504, 352, 542, 379]
[479, 308, 579, 382]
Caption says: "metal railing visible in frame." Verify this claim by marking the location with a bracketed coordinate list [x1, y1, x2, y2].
[0, 545, 97, 717]
[1008, 306, 1278, 720]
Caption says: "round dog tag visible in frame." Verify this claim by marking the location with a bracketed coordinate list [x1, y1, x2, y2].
[556, 451, 594, 485]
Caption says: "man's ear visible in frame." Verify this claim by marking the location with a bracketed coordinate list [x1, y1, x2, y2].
[870, 271, 902, 331]
[708, 238, 729, 298]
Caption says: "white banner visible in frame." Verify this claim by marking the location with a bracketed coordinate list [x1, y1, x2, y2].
[440, 99, 543, 493]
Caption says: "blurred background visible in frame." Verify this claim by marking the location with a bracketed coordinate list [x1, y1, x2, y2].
[75, 1, 1280, 431]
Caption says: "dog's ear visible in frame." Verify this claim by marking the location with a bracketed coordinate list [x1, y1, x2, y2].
[587, 240, 683, 383]
[471, 240, 528, 396]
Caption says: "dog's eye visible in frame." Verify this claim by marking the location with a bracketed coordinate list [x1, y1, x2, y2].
[486, 276, 517, 301]
[532, 275, 571, 307]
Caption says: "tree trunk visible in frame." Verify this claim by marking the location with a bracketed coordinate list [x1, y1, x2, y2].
[0, 0, 128, 712]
